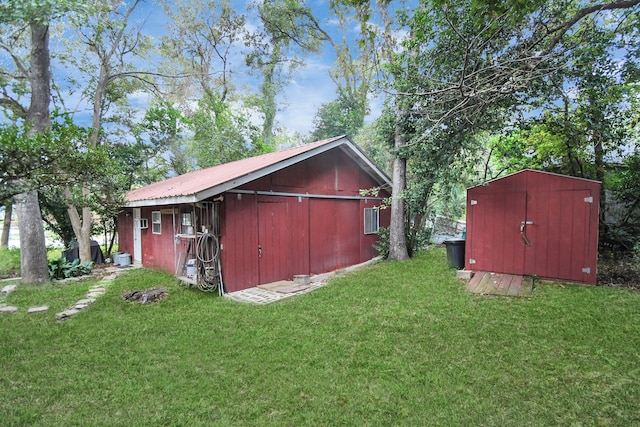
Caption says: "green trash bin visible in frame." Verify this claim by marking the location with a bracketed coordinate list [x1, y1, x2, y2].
[444, 238, 466, 269]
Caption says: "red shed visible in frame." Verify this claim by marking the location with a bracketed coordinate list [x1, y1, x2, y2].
[118, 136, 391, 293]
[465, 169, 600, 284]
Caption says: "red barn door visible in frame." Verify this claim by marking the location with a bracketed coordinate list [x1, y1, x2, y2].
[258, 200, 291, 284]
[466, 192, 527, 274]
[524, 189, 594, 283]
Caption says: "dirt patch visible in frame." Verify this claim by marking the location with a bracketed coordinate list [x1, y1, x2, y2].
[0, 270, 20, 280]
[598, 257, 640, 290]
[122, 287, 168, 304]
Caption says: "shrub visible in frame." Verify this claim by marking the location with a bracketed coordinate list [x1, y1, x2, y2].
[48, 257, 93, 280]
[374, 227, 390, 259]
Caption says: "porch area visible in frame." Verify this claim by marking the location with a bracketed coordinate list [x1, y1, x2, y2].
[223, 280, 329, 304]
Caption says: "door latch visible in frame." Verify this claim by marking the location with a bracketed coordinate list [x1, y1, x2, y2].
[258, 245, 262, 258]
[520, 221, 533, 246]
[520, 220, 534, 232]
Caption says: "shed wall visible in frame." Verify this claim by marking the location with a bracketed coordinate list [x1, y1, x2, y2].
[466, 170, 600, 284]
[220, 149, 389, 292]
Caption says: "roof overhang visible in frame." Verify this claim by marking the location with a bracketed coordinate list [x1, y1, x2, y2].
[467, 168, 601, 190]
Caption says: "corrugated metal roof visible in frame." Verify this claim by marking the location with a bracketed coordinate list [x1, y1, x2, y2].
[125, 135, 390, 207]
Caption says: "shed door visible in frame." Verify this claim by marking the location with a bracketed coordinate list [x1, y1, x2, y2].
[523, 190, 593, 283]
[467, 192, 527, 274]
[132, 208, 142, 264]
[258, 201, 291, 284]
[468, 189, 595, 282]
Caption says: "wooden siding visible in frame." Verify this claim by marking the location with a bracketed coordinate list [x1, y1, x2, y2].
[238, 149, 377, 196]
[466, 170, 600, 284]
[309, 198, 361, 274]
[220, 193, 260, 292]
[117, 209, 133, 257]
[220, 148, 390, 292]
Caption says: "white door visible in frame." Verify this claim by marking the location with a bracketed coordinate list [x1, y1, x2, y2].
[133, 208, 142, 264]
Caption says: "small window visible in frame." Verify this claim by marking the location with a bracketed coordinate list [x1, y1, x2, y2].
[152, 211, 161, 234]
[181, 212, 192, 227]
[364, 207, 379, 235]
[181, 212, 194, 235]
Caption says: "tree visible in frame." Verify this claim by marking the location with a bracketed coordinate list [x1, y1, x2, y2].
[309, 89, 366, 141]
[136, 102, 192, 178]
[58, 0, 152, 263]
[189, 93, 263, 168]
[479, 7, 640, 251]
[159, 0, 272, 164]
[325, 0, 377, 138]
[607, 150, 640, 251]
[160, 0, 244, 102]
[0, 1, 69, 283]
[1, 201, 12, 249]
[0, 122, 76, 202]
[248, 0, 331, 147]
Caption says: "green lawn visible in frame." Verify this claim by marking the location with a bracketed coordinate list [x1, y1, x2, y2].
[1, 248, 639, 426]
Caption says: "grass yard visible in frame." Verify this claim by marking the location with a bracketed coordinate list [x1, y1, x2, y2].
[1, 248, 640, 426]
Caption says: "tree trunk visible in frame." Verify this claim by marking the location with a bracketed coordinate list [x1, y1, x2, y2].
[594, 136, 606, 240]
[15, 191, 49, 283]
[1, 201, 12, 249]
[261, 51, 278, 149]
[17, 23, 51, 284]
[66, 187, 93, 263]
[388, 121, 410, 260]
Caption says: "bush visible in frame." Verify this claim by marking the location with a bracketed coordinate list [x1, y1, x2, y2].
[374, 226, 433, 259]
[48, 257, 93, 280]
[374, 227, 390, 259]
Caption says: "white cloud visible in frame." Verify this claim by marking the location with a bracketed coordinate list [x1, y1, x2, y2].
[276, 58, 336, 135]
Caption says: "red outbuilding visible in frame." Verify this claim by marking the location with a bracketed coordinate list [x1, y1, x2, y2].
[465, 169, 600, 284]
[118, 136, 391, 293]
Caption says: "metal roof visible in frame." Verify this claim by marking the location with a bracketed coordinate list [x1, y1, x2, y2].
[125, 135, 391, 207]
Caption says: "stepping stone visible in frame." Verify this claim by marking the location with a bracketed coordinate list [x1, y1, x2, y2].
[0, 305, 18, 313]
[1, 284, 17, 295]
[87, 291, 105, 298]
[89, 286, 107, 293]
[27, 306, 49, 314]
[100, 274, 117, 282]
[73, 303, 89, 310]
[76, 298, 96, 305]
[456, 270, 474, 280]
[55, 308, 81, 321]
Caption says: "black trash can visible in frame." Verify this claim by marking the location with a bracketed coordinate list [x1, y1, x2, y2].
[444, 238, 466, 270]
